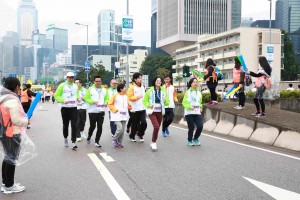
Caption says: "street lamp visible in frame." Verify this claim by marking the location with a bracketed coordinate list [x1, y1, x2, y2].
[268, 0, 272, 44]
[75, 22, 89, 81]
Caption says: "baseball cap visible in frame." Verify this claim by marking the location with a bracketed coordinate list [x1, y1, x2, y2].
[66, 72, 75, 77]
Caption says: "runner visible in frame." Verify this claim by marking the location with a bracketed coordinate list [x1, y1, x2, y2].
[84, 75, 108, 148]
[127, 72, 147, 142]
[75, 78, 87, 142]
[143, 77, 169, 150]
[233, 57, 246, 110]
[107, 79, 118, 137]
[108, 83, 129, 148]
[162, 75, 178, 137]
[54, 72, 79, 150]
[21, 84, 37, 129]
[182, 78, 203, 146]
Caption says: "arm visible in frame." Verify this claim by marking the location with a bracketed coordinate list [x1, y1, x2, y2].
[127, 85, 139, 102]
[27, 90, 37, 97]
[173, 89, 178, 103]
[163, 89, 170, 106]
[182, 92, 191, 110]
[249, 71, 264, 77]
[6, 99, 28, 127]
[240, 72, 245, 84]
[54, 83, 65, 103]
[84, 88, 94, 105]
[143, 90, 151, 109]
[200, 93, 203, 109]
[108, 93, 118, 113]
[104, 89, 109, 104]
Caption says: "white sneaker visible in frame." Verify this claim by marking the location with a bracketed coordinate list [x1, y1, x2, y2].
[150, 142, 157, 150]
[137, 136, 144, 142]
[64, 139, 68, 147]
[76, 138, 82, 142]
[95, 143, 102, 148]
[81, 131, 87, 139]
[3, 184, 25, 194]
[234, 105, 245, 110]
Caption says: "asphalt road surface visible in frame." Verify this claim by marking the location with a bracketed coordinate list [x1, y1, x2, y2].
[1, 102, 300, 200]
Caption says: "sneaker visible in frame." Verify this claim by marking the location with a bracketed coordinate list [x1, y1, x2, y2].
[211, 101, 218, 106]
[3, 184, 25, 194]
[81, 131, 87, 139]
[137, 136, 144, 142]
[207, 101, 212, 105]
[187, 141, 194, 146]
[193, 139, 201, 146]
[251, 111, 260, 116]
[72, 143, 78, 150]
[95, 143, 102, 148]
[1, 183, 21, 192]
[234, 105, 245, 110]
[130, 138, 136, 142]
[76, 137, 82, 142]
[117, 142, 124, 148]
[112, 140, 118, 147]
[87, 139, 91, 144]
[255, 113, 266, 118]
[150, 142, 157, 150]
[162, 131, 167, 137]
[126, 128, 130, 133]
[64, 139, 68, 147]
[165, 129, 170, 135]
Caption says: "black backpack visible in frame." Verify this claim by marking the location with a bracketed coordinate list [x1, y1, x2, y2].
[0, 98, 12, 141]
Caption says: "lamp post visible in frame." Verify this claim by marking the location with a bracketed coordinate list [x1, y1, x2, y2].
[126, 0, 129, 87]
[75, 22, 89, 82]
[268, 0, 272, 44]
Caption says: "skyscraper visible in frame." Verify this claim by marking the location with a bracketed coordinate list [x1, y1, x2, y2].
[156, 0, 241, 54]
[46, 24, 68, 53]
[276, 0, 300, 64]
[98, 10, 115, 46]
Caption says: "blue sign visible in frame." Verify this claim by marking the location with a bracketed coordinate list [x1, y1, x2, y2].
[85, 67, 90, 74]
[85, 61, 91, 67]
[9, 74, 17, 77]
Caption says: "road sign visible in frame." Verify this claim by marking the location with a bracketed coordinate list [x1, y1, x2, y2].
[9, 74, 17, 77]
[85, 67, 90, 74]
[266, 44, 274, 62]
[85, 61, 91, 67]
[122, 16, 134, 43]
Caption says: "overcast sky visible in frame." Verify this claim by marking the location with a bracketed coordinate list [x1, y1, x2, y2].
[0, 0, 276, 47]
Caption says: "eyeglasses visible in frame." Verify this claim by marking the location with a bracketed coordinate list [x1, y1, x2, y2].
[95, 81, 102, 83]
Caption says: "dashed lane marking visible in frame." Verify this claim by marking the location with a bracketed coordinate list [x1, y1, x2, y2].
[88, 153, 130, 200]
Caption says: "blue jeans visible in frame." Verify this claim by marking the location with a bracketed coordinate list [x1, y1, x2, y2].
[109, 111, 117, 135]
[185, 115, 203, 141]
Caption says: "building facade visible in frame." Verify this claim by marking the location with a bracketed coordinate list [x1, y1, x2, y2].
[98, 10, 115, 46]
[46, 25, 68, 53]
[119, 49, 149, 81]
[157, 0, 241, 54]
[173, 27, 282, 88]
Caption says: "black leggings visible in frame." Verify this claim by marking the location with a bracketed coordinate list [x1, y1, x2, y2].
[209, 87, 217, 101]
[254, 98, 265, 113]
[239, 92, 246, 107]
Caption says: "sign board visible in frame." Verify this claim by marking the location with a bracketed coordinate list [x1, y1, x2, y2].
[9, 74, 17, 77]
[142, 75, 149, 89]
[115, 62, 120, 69]
[85, 61, 90, 73]
[266, 44, 274, 62]
[122, 16, 133, 43]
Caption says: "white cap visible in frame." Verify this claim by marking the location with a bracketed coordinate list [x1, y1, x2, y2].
[66, 72, 75, 77]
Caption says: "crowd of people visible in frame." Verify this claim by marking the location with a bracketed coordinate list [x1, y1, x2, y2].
[0, 55, 288, 194]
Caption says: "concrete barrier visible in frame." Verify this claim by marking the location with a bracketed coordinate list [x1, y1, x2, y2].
[249, 122, 279, 145]
[213, 112, 235, 135]
[274, 131, 300, 151]
[203, 107, 219, 132]
[229, 116, 254, 139]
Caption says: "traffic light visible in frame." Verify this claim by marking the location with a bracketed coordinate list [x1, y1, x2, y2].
[115, 68, 119, 78]
[182, 65, 190, 78]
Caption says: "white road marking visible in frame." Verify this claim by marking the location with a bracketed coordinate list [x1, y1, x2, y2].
[100, 152, 115, 162]
[244, 177, 300, 200]
[170, 125, 300, 161]
[88, 153, 130, 200]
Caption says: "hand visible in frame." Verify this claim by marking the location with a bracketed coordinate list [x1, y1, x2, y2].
[94, 101, 99, 105]
[137, 94, 143, 99]
[150, 105, 154, 109]
[190, 106, 194, 111]
[28, 120, 30, 125]
[115, 109, 119, 113]
[103, 103, 107, 107]
[64, 100, 68, 104]
[77, 98, 82, 103]
[162, 97, 166, 102]
[239, 84, 243, 88]
[246, 70, 250, 74]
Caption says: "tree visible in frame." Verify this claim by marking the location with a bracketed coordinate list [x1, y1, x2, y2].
[281, 31, 300, 81]
[156, 68, 170, 79]
[140, 54, 175, 85]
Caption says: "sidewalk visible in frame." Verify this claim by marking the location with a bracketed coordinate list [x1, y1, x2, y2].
[208, 101, 300, 132]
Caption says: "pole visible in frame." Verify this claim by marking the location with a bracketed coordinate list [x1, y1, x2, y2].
[269, 0, 272, 44]
[86, 25, 89, 83]
[125, 0, 129, 86]
[2, 44, 4, 81]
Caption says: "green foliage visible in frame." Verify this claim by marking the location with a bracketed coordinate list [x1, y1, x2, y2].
[279, 90, 300, 99]
[156, 68, 170, 79]
[140, 55, 175, 86]
[281, 31, 300, 81]
[176, 93, 184, 103]
[245, 91, 255, 98]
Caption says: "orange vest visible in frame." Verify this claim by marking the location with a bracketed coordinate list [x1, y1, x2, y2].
[205, 66, 217, 82]
[21, 89, 30, 103]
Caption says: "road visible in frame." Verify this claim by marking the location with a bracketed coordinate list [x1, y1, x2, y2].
[1, 102, 300, 200]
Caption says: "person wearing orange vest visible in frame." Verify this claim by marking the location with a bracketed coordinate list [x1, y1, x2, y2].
[203, 58, 218, 105]
[21, 84, 37, 114]
[0, 77, 30, 194]
[233, 57, 246, 110]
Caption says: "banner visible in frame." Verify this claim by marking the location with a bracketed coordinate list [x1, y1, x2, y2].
[122, 16, 133, 43]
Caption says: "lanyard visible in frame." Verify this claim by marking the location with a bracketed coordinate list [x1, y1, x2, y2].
[96, 88, 102, 99]
[190, 90, 198, 102]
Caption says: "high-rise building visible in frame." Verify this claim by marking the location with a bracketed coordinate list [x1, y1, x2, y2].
[46, 24, 68, 53]
[276, 0, 300, 64]
[98, 10, 115, 46]
[17, 0, 38, 46]
[156, 0, 241, 54]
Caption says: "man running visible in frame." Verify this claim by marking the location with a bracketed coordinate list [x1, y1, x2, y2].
[162, 75, 178, 137]
[107, 79, 118, 137]
[21, 84, 37, 129]
[54, 72, 79, 150]
[84, 75, 108, 147]
[75, 78, 87, 141]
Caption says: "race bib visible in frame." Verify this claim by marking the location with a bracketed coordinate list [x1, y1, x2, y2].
[154, 103, 162, 112]
[119, 111, 127, 116]
[97, 104, 105, 108]
[68, 101, 76, 104]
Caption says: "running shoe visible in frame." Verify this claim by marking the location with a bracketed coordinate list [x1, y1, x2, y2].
[112, 140, 118, 147]
[126, 128, 130, 133]
[251, 111, 260, 116]
[165, 129, 170, 135]
[234, 105, 245, 110]
[137, 136, 144, 142]
[187, 141, 194, 146]
[95, 143, 101, 148]
[150, 142, 157, 150]
[193, 139, 201, 146]
[162, 131, 167, 137]
[3, 184, 25, 194]
[72, 143, 78, 150]
[255, 113, 266, 118]
[64, 139, 68, 147]
[76, 138, 82, 142]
